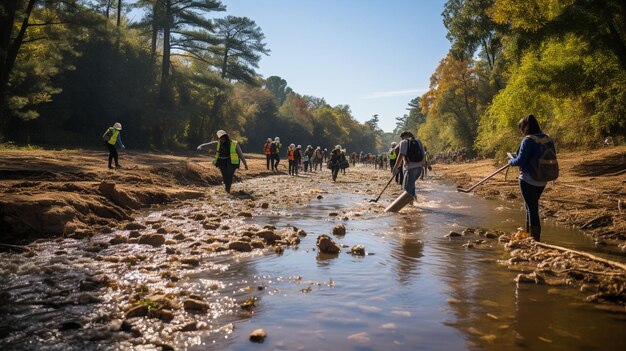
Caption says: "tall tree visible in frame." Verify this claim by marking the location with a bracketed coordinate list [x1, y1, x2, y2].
[213, 15, 270, 84]
[264, 75, 292, 105]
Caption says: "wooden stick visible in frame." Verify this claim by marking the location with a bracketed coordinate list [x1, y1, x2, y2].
[534, 241, 626, 271]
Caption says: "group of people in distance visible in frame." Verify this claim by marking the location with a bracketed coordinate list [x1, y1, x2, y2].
[103, 114, 554, 242]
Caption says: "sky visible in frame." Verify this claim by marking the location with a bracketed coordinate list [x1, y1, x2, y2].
[133, 0, 452, 133]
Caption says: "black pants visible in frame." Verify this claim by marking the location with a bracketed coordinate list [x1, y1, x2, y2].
[217, 158, 237, 193]
[106, 142, 119, 167]
[266, 154, 271, 170]
[331, 165, 340, 181]
[271, 154, 280, 170]
[520, 180, 545, 231]
[288, 160, 296, 175]
[304, 161, 310, 172]
[390, 159, 403, 184]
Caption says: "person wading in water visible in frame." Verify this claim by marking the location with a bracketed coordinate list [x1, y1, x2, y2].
[508, 114, 559, 241]
[197, 130, 248, 193]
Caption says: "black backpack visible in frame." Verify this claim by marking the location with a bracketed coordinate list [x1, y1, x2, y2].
[527, 135, 559, 181]
[102, 128, 113, 142]
[270, 142, 277, 154]
[406, 138, 424, 162]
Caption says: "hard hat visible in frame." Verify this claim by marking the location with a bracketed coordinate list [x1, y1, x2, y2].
[216, 130, 227, 138]
[275, 137, 280, 142]
[391, 142, 397, 147]
[267, 138, 272, 142]
[335, 145, 341, 150]
[289, 143, 295, 148]
[316, 146, 320, 149]
[307, 145, 312, 149]
[297, 145, 301, 149]
[113, 122, 122, 130]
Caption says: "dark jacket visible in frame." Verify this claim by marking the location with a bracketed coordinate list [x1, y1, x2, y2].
[508, 133, 546, 174]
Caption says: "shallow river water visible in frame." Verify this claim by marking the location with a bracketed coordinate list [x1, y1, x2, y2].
[1, 170, 625, 350]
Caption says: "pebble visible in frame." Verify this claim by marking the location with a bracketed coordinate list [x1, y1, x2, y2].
[125, 305, 148, 318]
[316, 235, 340, 254]
[249, 328, 267, 343]
[229, 241, 253, 252]
[138, 234, 165, 247]
[183, 298, 210, 312]
[332, 224, 346, 236]
[124, 222, 147, 230]
[446, 231, 462, 237]
[350, 245, 366, 256]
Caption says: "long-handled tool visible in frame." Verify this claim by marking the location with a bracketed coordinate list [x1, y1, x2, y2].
[369, 173, 397, 202]
[457, 164, 509, 193]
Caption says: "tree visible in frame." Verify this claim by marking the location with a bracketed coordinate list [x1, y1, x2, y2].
[264, 75, 292, 105]
[213, 15, 269, 84]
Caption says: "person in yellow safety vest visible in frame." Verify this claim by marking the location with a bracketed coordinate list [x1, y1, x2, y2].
[196, 130, 248, 193]
[389, 141, 403, 185]
[263, 138, 272, 170]
[286, 143, 296, 176]
[102, 122, 125, 169]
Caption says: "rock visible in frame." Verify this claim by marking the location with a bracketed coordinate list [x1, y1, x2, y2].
[166, 247, 177, 255]
[164, 239, 177, 245]
[128, 230, 141, 238]
[329, 212, 339, 217]
[238, 211, 253, 218]
[254, 230, 281, 244]
[156, 227, 168, 234]
[485, 232, 499, 239]
[125, 305, 149, 318]
[173, 233, 186, 241]
[260, 202, 269, 209]
[317, 195, 323, 199]
[180, 321, 198, 332]
[250, 240, 265, 249]
[183, 298, 210, 312]
[181, 257, 200, 267]
[229, 241, 253, 252]
[202, 222, 220, 230]
[59, 320, 82, 330]
[124, 222, 146, 230]
[316, 235, 340, 254]
[193, 214, 206, 221]
[138, 234, 165, 247]
[109, 235, 128, 245]
[76, 293, 103, 304]
[249, 328, 267, 343]
[155, 309, 174, 323]
[350, 245, 366, 256]
[297, 229, 307, 236]
[332, 224, 346, 236]
[515, 272, 545, 284]
[446, 231, 462, 237]
[274, 245, 284, 255]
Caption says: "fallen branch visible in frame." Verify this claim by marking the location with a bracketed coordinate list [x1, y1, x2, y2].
[534, 241, 626, 272]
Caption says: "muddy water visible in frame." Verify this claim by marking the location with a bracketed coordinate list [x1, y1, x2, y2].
[1, 170, 625, 350]
[207, 179, 626, 351]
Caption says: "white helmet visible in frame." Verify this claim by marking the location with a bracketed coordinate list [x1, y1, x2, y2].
[297, 144, 301, 149]
[391, 142, 397, 147]
[275, 137, 280, 142]
[113, 122, 122, 130]
[266, 138, 272, 142]
[216, 130, 227, 138]
[335, 145, 341, 150]
[289, 143, 295, 148]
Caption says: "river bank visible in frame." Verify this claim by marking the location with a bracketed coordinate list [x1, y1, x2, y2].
[437, 146, 626, 250]
[0, 148, 276, 243]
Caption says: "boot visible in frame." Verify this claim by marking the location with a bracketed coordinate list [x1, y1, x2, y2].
[530, 225, 541, 242]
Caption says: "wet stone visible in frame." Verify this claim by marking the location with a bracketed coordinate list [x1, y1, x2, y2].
[238, 211, 253, 218]
[229, 241, 253, 252]
[332, 224, 346, 236]
[183, 298, 210, 312]
[254, 230, 281, 244]
[249, 328, 267, 343]
[128, 230, 141, 238]
[316, 235, 340, 254]
[193, 213, 206, 221]
[138, 234, 165, 247]
[297, 229, 307, 236]
[109, 235, 128, 245]
[125, 305, 149, 318]
[350, 245, 366, 256]
[446, 231, 462, 237]
[181, 257, 200, 267]
[124, 222, 147, 230]
[173, 233, 186, 241]
[156, 227, 168, 234]
[180, 321, 198, 332]
[76, 293, 103, 304]
[260, 202, 270, 209]
[59, 320, 82, 331]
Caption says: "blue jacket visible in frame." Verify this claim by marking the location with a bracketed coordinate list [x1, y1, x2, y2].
[508, 133, 545, 174]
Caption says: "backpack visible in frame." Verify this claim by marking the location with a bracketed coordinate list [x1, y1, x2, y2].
[527, 135, 559, 181]
[406, 138, 424, 162]
[270, 142, 277, 154]
[102, 128, 113, 142]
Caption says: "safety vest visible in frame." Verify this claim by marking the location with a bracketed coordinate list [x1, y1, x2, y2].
[214, 140, 240, 165]
[264, 142, 271, 155]
[104, 128, 119, 145]
[287, 149, 295, 161]
[389, 148, 397, 160]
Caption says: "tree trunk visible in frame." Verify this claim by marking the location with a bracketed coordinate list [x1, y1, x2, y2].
[159, 0, 171, 101]
[221, 45, 229, 79]
[0, 0, 36, 136]
[116, 0, 122, 27]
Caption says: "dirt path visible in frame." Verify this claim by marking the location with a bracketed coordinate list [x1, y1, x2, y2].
[436, 146, 626, 250]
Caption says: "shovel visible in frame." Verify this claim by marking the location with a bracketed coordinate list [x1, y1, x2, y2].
[457, 164, 509, 193]
[369, 173, 397, 202]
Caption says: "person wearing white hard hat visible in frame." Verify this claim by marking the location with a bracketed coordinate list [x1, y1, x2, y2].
[197, 130, 248, 193]
[263, 138, 273, 170]
[270, 137, 282, 171]
[303, 145, 314, 173]
[313, 146, 323, 171]
[102, 122, 125, 169]
[294, 145, 303, 176]
[286, 143, 296, 176]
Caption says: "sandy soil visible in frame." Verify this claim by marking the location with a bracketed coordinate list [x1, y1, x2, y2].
[0, 148, 276, 243]
[436, 146, 626, 249]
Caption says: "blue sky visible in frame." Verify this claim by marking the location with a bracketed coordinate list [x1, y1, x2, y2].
[131, 1, 451, 132]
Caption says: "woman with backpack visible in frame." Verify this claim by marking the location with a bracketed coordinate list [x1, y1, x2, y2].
[508, 115, 558, 242]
